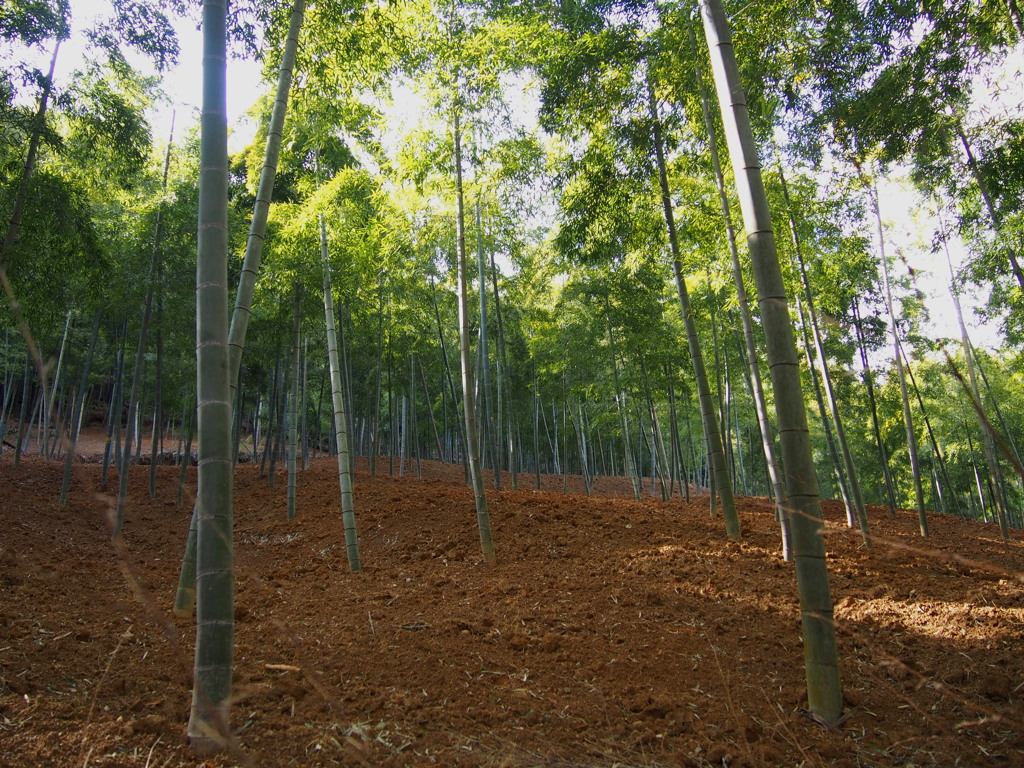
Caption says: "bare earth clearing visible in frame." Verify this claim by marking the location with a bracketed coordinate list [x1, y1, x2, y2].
[1, 431, 1023, 767]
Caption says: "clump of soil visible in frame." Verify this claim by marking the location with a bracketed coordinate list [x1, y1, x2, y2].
[1, 445, 1022, 767]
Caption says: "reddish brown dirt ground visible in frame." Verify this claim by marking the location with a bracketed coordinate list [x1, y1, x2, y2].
[2, 435, 1023, 767]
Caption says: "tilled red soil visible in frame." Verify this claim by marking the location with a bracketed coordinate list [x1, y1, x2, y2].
[1, 446, 1023, 767]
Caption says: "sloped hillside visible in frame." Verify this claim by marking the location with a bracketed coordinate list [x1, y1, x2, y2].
[1, 453, 1021, 767]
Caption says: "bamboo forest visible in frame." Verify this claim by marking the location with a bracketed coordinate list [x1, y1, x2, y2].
[2, 0, 1023, 766]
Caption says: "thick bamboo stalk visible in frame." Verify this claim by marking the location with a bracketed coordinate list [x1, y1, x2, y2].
[187, 0, 234, 751]
[700, 0, 842, 722]
[172, 0, 306, 589]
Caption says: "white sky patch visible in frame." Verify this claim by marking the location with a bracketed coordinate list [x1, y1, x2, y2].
[18, 0, 267, 151]
[873, 171, 1002, 352]
[381, 78, 430, 155]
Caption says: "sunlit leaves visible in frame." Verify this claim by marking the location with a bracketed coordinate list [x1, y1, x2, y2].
[0, 0, 69, 45]
[108, 0, 180, 71]
[61, 64, 154, 184]
[810, 0, 1017, 166]
[553, 133, 651, 268]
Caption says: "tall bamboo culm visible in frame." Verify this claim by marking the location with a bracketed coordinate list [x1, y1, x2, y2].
[871, 175, 928, 537]
[686, 31, 789, 554]
[941, 207, 1010, 538]
[320, 213, 361, 571]
[699, 0, 842, 723]
[187, 0, 234, 752]
[648, 83, 741, 540]
[454, 105, 496, 565]
[287, 284, 302, 520]
[174, 0, 307, 616]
